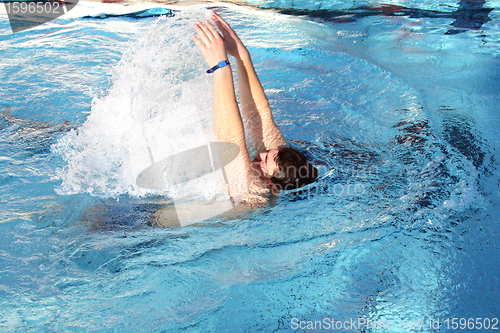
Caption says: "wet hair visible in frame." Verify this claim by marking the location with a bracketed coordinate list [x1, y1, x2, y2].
[270, 147, 318, 190]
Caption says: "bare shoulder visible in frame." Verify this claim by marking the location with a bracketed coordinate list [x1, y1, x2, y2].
[241, 193, 269, 208]
[239, 170, 272, 207]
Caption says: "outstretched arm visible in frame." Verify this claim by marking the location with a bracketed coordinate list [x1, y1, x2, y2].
[211, 12, 288, 153]
[192, 19, 251, 196]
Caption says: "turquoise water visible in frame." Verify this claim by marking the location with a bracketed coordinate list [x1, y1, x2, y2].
[1, 1, 499, 332]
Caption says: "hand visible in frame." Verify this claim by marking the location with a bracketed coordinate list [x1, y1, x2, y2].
[192, 19, 228, 67]
[210, 11, 248, 60]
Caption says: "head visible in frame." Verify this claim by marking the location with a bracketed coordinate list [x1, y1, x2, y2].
[252, 147, 318, 191]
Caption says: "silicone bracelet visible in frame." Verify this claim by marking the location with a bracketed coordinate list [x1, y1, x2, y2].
[207, 60, 230, 74]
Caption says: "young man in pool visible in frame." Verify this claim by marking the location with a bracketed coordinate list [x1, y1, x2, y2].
[192, 11, 318, 204]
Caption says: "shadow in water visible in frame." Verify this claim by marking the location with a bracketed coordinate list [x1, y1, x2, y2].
[270, 1, 493, 34]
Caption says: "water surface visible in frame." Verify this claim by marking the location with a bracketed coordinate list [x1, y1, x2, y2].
[1, 1, 499, 331]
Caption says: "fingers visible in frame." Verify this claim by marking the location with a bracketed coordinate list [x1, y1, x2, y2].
[210, 11, 232, 31]
[193, 18, 229, 67]
[205, 20, 224, 43]
[210, 12, 239, 42]
[194, 19, 225, 45]
[211, 18, 227, 36]
[192, 34, 204, 50]
[194, 21, 212, 45]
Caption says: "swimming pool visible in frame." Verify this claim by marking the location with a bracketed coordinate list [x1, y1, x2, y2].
[1, 0, 499, 331]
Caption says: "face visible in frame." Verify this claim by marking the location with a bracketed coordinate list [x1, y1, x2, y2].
[252, 148, 279, 179]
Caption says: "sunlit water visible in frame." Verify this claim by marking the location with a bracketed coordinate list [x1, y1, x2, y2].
[1, 1, 499, 332]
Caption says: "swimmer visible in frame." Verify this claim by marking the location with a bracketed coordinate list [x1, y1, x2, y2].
[192, 11, 318, 204]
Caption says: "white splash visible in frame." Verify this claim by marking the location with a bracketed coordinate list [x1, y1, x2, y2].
[53, 8, 221, 199]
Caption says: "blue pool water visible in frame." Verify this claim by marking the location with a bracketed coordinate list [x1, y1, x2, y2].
[1, 1, 499, 332]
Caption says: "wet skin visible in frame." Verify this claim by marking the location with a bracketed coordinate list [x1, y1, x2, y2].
[251, 148, 279, 180]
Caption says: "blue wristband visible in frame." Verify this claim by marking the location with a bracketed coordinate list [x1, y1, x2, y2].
[207, 60, 230, 74]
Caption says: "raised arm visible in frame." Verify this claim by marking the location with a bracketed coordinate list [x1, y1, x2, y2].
[192, 19, 252, 198]
[211, 12, 288, 153]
